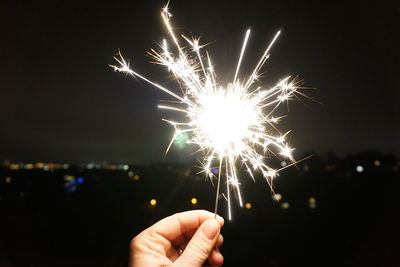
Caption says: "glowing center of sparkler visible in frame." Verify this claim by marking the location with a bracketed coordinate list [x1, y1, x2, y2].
[197, 88, 257, 155]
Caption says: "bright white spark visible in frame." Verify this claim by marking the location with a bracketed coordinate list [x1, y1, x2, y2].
[111, 5, 303, 220]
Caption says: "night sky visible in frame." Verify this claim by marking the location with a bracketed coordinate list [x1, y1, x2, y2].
[1, 0, 399, 163]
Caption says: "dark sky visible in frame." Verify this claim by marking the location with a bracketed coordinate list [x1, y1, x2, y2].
[1, 0, 399, 163]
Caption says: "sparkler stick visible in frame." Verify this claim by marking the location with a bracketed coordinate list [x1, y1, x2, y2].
[214, 159, 222, 219]
[111, 4, 305, 220]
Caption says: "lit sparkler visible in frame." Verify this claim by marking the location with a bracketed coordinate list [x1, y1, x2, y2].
[111, 3, 305, 220]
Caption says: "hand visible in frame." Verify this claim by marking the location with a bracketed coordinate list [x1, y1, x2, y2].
[129, 210, 224, 267]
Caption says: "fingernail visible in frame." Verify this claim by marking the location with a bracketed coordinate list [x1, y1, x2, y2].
[202, 219, 220, 240]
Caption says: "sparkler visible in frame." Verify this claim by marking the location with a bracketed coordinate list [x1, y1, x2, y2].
[111, 3, 305, 220]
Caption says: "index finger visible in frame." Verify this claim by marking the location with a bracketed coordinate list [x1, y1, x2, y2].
[151, 210, 224, 241]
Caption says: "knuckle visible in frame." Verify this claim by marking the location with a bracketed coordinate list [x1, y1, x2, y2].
[130, 232, 146, 252]
[130, 236, 140, 251]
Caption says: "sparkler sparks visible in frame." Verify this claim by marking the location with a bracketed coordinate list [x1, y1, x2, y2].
[111, 4, 305, 220]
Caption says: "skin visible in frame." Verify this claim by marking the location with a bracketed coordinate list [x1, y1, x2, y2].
[129, 210, 224, 267]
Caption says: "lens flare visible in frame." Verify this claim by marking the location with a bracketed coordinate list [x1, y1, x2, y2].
[111, 3, 307, 220]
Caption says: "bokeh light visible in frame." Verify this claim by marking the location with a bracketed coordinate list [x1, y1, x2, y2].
[308, 197, 317, 209]
[174, 133, 189, 149]
[191, 198, 198, 205]
[24, 163, 33, 170]
[356, 165, 364, 173]
[150, 199, 157, 206]
[281, 202, 290, 209]
[10, 164, 19, 170]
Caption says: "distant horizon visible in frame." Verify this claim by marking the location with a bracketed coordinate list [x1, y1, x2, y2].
[1, 149, 398, 165]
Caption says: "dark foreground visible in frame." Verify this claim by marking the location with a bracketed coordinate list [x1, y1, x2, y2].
[1, 152, 399, 267]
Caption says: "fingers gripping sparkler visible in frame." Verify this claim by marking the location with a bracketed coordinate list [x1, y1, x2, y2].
[111, 4, 304, 220]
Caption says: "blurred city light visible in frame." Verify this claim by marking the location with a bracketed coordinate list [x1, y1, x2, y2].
[24, 163, 33, 170]
[150, 199, 157, 206]
[63, 175, 77, 193]
[245, 202, 252, 209]
[308, 197, 317, 209]
[281, 202, 290, 209]
[35, 162, 45, 169]
[10, 164, 19, 170]
[356, 165, 364, 173]
[5, 177, 11, 184]
[191, 198, 198, 205]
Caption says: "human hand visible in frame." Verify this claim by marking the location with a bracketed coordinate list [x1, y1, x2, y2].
[129, 210, 224, 267]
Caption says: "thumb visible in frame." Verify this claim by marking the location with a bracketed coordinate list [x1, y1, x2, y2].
[175, 219, 221, 267]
